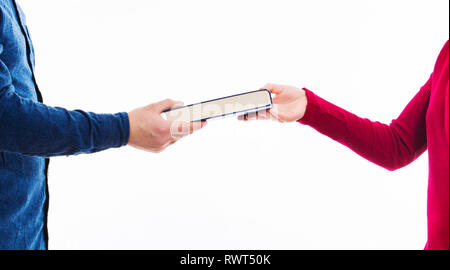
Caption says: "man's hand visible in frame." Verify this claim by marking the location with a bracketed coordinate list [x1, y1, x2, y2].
[238, 83, 307, 123]
[128, 99, 206, 153]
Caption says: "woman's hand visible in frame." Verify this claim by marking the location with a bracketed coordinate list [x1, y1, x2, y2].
[238, 83, 307, 122]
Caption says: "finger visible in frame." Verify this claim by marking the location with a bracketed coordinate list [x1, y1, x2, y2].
[171, 101, 184, 109]
[269, 104, 281, 121]
[257, 109, 271, 120]
[243, 109, 271, 121]
[160, 140, 176, 151]
[169, 120, 206, 139]
[191, 120, 207, 132]
[153, 98, 183, 112]
[237, 114, 247, 121]
[245, 111, 258, 121]
[263, 83, 284, 94]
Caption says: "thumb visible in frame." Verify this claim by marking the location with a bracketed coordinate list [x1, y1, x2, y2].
[153, 98, 183, 112]
[263, 83, 285, 94]
[269, 104, 281, 121]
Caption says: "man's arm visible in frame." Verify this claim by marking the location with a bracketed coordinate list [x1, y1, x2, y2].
[0, 59, 205, 156]
[0, 59, 130, 156]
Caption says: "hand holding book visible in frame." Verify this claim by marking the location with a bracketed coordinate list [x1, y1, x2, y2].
[127, 83, 306, 153]
[128, 99, 206, 153]
[238, 84, 307, 122]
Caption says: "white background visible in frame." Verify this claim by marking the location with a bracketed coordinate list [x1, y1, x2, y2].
[19, 0, 449, 249]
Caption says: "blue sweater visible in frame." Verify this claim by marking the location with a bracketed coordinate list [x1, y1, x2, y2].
[0, 0, 130, 249]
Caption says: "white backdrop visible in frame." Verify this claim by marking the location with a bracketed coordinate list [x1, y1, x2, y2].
[19, 0, 449, 249]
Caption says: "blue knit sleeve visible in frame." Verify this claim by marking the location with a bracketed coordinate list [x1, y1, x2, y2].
[0, 59, 130, 157]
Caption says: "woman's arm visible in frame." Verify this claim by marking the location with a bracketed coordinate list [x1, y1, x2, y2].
[299, 80, 430, 170]
[239, 80, 431, 171]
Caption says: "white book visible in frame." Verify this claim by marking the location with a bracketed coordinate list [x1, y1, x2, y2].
[163, 89, 272, 122]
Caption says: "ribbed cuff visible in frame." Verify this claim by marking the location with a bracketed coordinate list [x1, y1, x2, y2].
[117, 112, 130, 147]
[95, 112, 130, 149]
[297, 88, 320, 126]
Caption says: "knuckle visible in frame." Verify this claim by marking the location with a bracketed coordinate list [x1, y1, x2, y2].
[156, 124, 169, 134]
[154, 144, 167, 153]
[156, 136, 168, 146]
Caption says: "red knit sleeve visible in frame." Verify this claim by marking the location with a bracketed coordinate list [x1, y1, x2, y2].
[298, 77, 431, 171]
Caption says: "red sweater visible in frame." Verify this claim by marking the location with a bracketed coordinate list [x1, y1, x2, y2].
[299, 41, 449, 250]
